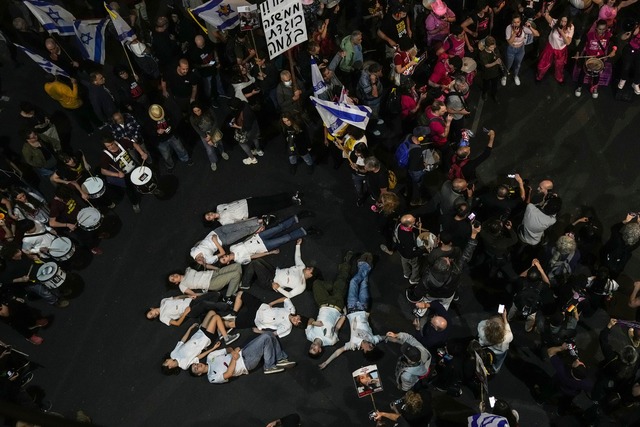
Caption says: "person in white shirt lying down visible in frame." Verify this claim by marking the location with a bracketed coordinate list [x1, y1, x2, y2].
[161, 310, 240, 375]
[190, 218, 265, 267]
[202, 191, 302, 226]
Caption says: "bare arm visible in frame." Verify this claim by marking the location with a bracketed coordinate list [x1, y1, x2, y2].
[335, 315, 347, 331]
[318, 346, 347, 369]
[629, 281, 640, 308]
[211, 234, 225, 256]
[169, 306, 191, 327]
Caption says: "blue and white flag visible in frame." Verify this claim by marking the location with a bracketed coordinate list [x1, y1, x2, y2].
[15, 44, 70, 78]
[104, 2, 137, 43]
[190, 0, 252, 31]
[24, 0, 76, 35]
[74, 20, 107, 64]
[467, 413, 509, 427]
[310, 96, 372, 134]
[311, 57, 327, 97]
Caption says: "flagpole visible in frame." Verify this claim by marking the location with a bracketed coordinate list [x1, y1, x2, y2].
[120, 42, 139, 81]
[249, 29, 260, 61]
[187, 8, 208, 35]
[286, 48, 298, 90]
[51, 33, 76, 64]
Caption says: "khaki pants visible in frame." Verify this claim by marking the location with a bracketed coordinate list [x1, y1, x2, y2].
[208, 263, 242, 297]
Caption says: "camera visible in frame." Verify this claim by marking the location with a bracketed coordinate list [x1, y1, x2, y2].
[391, 398, 405, 411]
[566, 342, 579, 358]
[368, 410, 377, 420]
[507, 174, 516, 179]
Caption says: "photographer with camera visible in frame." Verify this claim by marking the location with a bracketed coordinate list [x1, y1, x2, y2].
[372, 389, 433, 426]
[475, 175, 526, 222]
[446, 129, 496, 183]
[444, 77, 471, 144]
[479, 218, 520, 282]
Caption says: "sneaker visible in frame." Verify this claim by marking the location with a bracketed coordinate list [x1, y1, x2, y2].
[210, 163, 217, 171]
[251, 149, 257, 155]
[264, 366, 285, 375]
[55, 299, 70, 308]
[276, 359, 297, 368]
[223, 333, 240, 345]
[409, 280, 420, 285]
[344, 251, 354, 263]
[91, 247, 103, 255]
[254, 149, 264, 156]
[242, 157, 256, 165]
[304, 226, 323, 237]
[0, 96, 10, 102]
[221, 152, 230, 160]
[373, 130, 381, 136]
[633, 83, 640, 95]
[358, 252, 374, 267]
[501, 76, 507, 86]
[261, 214, 276, 225]
[514, 75, 521, 86]
[376, 119, 384, 125]
[187, 158, 194, 166]
[380, 244, 393, 255]
[574, 87, 582, 97]
[133, 204, 141, 214]
[297, 210, 315, 219]
[292, 191, 303, 205]
[107, 202, 116, 209]
[28, 335, 43, 345]
[618, 79, 627, 89]
[592, 90, 599, 99]
[222, 313, 237, 321]
[239, 283, 251, 290]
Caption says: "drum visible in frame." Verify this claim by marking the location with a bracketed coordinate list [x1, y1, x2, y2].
[82, 176, 106, 199]
[585, 58, 604, 77]
[77, 207, 103, 231]
[130, 166, 157, 194]
[48, 237, 75, 261]
[36, 262, 67, 289]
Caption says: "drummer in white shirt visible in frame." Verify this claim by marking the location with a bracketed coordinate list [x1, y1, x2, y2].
[203, 192, 302, 226]
[17, 219, 56, 257]
[161, 311, 240, 375]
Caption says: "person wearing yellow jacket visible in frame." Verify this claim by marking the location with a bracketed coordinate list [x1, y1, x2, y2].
[43, 74, 100, 134]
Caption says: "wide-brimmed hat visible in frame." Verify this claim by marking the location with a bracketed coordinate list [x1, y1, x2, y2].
[432, 0, 448, 16]
[461, 57, 477, 73]
[148, 104, 165, 121]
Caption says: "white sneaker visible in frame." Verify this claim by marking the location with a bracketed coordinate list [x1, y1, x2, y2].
[0, 96, 10, 102]
[514, 76, 521, 86]
[574, 87, 582, 97]
[633, 84, 640, 95]
[254, 149, 264, 156]
[501, 77, 507, 86]
[373, 130, 381, 136]
[221, 152, 229, 160]
[592, 90, 599, 99]
[376, 119, 384, 125]
[210, 163, 217, 171]
[618, 79, 626, 89]
[242, 158, 257, 165]
[249, 157, 258, 164]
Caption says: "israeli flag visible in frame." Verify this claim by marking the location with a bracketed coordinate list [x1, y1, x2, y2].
[311, 57, 327, 97]
[74, 20, 107, 64]
[191, 0, 252, 31]
[310, 96, 372, 134]
[15, 44, 70, 78]
[24, 0, 76, 35]
[104, 2, 137, 43]
[468, 413, 510, 427]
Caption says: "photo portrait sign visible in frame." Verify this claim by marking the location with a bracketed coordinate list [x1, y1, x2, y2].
[259, 0, 308, 59]
[352, 365, 383, 398]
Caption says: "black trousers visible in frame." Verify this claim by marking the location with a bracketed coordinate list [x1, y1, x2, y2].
[246, 193, 294, 217]
[242, 258, 276, 289]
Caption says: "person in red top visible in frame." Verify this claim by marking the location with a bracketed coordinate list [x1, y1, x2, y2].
[436, 25, 470, 59]
[393, 38, 419, 87]
[574, 20, 616, 98]
[428, 55, 462, 91]
[424, 100, 453, 148]
[618, 22, 640, 94]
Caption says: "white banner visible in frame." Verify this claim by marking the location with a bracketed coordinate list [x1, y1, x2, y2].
[260, 0, 307, 59]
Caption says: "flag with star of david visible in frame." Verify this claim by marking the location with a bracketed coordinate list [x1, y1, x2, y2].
[14, 44, 70, 78]
[191, 0, 252, 31]
[104, 2, 137, 43]
[73, 20, 107, 64]
[24, 0, 76, 35]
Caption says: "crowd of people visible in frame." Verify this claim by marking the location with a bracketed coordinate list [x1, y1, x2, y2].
[1, 0, 640, 425]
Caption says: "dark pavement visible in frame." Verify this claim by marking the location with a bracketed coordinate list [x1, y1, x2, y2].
[1, 36, 640, 427]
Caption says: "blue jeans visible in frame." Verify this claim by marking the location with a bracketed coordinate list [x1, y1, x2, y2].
[25, 283, 59, 305]
[352, 174, 367, 200]
[158, 135, 189, 168]
[347, 262, 371, 311]
[505, 45, 526, 76]
[289, 153, 313, 166]
[259, 215, 306, 250]
[214, 218, 261, 246]
[408, 169, 426, 203]
[242, 333, 287, 370]
[200, 137, 226, 164]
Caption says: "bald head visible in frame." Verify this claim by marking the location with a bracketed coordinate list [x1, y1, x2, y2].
[538, 180, 554, 194]
[431, 315, 448, 331]
[45, 38, 58, 51]
[452, 178, 468, 192]
[400, 215, 416, 227]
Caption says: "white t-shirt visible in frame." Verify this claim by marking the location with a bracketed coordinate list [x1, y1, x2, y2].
[506, 25, 533, 48]
[548, 20, 573, 50]
[273, 245, 306, 299]
[21, 222, 55, 254]
[254, 299, 296, 338]
[343, 311, 382, 351]
[206, 348, 248, 383]
[170, 329, 212, 370]
[159, 298, 191, 326]
[190, 230, 220, 264]
[178, 268, 214, 293]
[230, 235, 267, 265]
[217, 199, 249, 225]
[305, 306, 342, 346]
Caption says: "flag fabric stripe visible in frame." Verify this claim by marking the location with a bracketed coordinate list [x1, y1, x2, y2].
[310, 96, 371, 132]
[24, 0, 76, 35]
[14, 44, 70, 77]
[191, 0, 251, 31]
[104, 2, 137, 43]
[74, 19, 107, 64]
[310, 57, 327, 97]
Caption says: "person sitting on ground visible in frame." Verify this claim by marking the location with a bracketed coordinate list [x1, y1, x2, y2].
[190, 332, 296, 382]
[161, 311, 240, 374]
[318, 253, 385, 369]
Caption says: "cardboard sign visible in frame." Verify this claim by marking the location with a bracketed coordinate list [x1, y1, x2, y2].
[260, 0, 308, 59]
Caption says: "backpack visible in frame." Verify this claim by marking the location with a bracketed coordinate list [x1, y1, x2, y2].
[447, 155, 471, 180]
[513, 282, 543, 317]
[386, 87, 402, 116]
[395, 135, 422, 168]
[547, 252, 575, 285]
